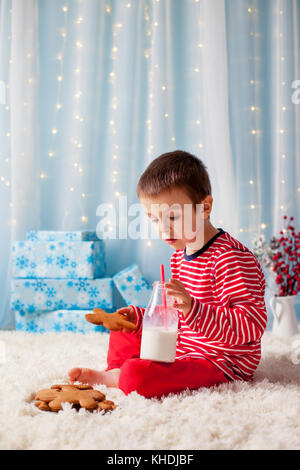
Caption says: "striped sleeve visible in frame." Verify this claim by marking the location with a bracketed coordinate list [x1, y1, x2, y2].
[184, 250, 267, 345]
[128, 305, 145, 335]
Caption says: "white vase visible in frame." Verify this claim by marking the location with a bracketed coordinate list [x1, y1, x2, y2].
[270, 295, 299, 338]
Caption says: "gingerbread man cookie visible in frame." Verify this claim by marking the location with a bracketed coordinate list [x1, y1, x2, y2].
[85, 308, 136, 332]
[34, 384, 117, 412]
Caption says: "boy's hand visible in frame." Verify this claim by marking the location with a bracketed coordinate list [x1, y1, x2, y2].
[116, 306, 137, 333]
[165, 278, 193, 317]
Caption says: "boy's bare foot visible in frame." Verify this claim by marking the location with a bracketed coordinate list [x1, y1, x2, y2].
[68, 367, 120, 388]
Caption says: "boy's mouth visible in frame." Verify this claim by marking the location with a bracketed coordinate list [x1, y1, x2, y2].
[164, 238, 178, 245]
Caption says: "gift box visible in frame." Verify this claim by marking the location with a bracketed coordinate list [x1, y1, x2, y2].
[113, 264, 151, 308]
[15, 309, 110, 334]
[12, 240, 106, 279]
[26, 230, 99, 242]
[10, 277, 113, 313]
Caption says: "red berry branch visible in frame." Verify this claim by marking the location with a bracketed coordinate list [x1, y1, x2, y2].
[272, 216, 300, 297]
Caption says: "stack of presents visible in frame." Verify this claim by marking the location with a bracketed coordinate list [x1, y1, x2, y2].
[10, 230, 152, 334]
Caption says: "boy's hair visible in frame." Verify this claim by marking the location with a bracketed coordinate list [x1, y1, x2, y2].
[137, 150, 211, 209]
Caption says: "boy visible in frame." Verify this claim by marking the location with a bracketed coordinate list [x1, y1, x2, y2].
[69, 150, 267, 398]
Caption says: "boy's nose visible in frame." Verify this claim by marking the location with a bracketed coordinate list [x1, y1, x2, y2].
[159, 220, 172, 234]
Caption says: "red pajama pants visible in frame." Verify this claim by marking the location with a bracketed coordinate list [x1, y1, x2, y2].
[105, 330, 230, 399]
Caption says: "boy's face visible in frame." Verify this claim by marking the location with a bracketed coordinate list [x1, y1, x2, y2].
[140, 187, 211, 250]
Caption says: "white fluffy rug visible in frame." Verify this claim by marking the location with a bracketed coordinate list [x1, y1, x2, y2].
[0, 330, 300, 450]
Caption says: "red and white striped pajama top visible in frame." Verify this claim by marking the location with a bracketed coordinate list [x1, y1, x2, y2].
[130, 228, 267, 381]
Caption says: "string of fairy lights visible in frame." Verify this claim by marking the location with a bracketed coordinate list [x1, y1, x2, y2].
[46, 1, 90, 226]
[1, 0, 298, 237]
[247, 4, 261, 234]
[144, 0, 177, 158]
[0, 7, 12, 200]
[277, 3, 289, 216]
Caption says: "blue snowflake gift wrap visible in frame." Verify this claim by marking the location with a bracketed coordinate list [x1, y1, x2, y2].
[12, 240, 106, 279]
[26, 230, 99, 242]
[10, 277, 113, 314]
[113, 264, 152, 308]
[15, 309, 108, 334]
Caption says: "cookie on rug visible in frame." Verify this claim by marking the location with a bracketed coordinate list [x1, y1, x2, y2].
[34, 384, 117, 412]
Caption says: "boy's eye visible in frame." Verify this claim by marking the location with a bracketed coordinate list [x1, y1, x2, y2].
[149, 215, 179, 224]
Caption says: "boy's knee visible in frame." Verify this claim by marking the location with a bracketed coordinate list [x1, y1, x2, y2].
[118, 358, 154, 397]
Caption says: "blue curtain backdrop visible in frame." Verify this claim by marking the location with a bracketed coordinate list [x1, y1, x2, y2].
[0, 0, 299, 329]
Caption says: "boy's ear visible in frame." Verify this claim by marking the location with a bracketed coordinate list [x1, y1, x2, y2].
[202, 195, 213, 218]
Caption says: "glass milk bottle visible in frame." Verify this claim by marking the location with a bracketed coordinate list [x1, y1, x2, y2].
[140, 281, 179, 363]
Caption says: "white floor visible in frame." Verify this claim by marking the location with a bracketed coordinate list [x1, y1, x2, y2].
[0, 330, 300, 450]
